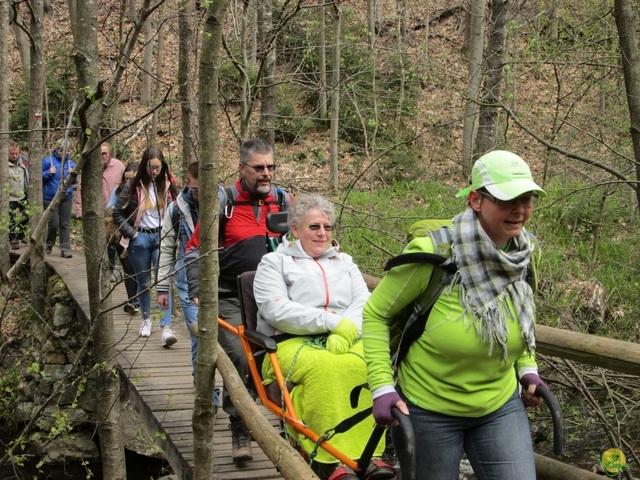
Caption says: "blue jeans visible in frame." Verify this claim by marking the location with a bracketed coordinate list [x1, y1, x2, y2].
[176, 279, 198, 371]
[392, 388, 536, 480]
[128, 231, 172, 325]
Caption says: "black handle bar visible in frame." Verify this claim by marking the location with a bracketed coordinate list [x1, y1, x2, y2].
[534, 385, 565, 455]
[356, 407, 416, 480]
[392, 407, 416, 480]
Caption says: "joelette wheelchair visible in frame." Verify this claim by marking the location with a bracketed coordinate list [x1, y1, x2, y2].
[216, 212, 416, 480]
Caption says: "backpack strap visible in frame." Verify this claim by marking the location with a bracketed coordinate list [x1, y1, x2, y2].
[170, 202, 181, 236]
[388, 226, 457, 368]
[219, 185, 289, 247]
[391, 256, 457, 368]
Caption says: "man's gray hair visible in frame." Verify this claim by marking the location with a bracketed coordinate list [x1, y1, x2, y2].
[240, 138, 273, 165]
[288, 194, 335, 230]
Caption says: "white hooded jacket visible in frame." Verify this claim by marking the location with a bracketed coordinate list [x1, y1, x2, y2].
[254, 234, 370, 338]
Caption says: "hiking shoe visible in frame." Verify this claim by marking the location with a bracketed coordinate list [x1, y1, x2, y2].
[327, 465, 359, 480]
[60, 250, 73, 258]
[161, 328, 177, 348]
[124, 303, 140, 315]
[230, 420, 253, 463]
[139, 319, 152, 338]
[365, 460, 396, 479]
[45, 246, 52, 255]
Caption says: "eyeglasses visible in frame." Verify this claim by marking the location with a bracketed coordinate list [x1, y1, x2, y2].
[147, 165, 162, 172]
[101, 152, 109, 156]
[304, 224, 333, 232]
[243, 163, 277, 173]
[477, 190, 538, 208]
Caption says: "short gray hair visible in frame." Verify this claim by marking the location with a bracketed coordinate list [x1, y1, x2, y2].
[288, 194, 335, 230]
[240, 138, 273, 165]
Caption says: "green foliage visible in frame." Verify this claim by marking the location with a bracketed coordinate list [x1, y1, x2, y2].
[274, 83, 316, 144]
[0, 370, 21, 432]
[334, 180, 462, 275]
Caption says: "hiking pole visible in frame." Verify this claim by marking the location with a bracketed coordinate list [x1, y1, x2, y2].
[534, 385, 565, 455]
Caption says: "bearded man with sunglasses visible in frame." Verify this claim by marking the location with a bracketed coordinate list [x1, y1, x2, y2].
[184, 137, 292, 463]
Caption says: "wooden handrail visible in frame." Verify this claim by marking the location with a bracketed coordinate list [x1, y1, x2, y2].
[363, 274, 640, 376]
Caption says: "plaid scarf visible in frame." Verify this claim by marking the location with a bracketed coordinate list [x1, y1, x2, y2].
[441, 208, 536, 362]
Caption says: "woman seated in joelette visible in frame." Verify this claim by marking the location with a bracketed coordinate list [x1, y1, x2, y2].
[253, 194, 393, 480]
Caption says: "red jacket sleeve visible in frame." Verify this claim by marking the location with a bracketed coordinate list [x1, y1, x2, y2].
[185, 220, 201, 252]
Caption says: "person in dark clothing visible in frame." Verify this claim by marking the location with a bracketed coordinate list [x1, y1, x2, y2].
[184, 138, 292, 464]
[42, 139, 76, 258]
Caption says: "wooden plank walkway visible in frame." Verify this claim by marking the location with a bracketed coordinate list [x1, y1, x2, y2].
[38, 245, 284, 480]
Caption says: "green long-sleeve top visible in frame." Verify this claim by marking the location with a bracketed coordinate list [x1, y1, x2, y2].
[363, 235, 538, 418]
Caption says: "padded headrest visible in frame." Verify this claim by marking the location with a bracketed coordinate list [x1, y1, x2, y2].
[266, 212, 289, 235]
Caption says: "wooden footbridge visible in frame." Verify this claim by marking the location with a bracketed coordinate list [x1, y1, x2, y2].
[38, 246, 283, 480]
[17, 245, 640, 480]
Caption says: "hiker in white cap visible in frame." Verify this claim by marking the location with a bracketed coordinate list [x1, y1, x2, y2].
[363, 150, 550, 480]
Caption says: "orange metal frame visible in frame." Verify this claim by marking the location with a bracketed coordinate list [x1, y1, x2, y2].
[218, 317, 361, 472]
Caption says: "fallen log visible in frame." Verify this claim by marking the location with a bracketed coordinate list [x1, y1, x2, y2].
[535, 453, 602, 480]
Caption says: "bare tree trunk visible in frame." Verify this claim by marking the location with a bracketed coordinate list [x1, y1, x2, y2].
[329, 2, 341, 192]
[151, 1, 165, 139]
[67, 0, 77, 31]
[240, 0, 251, 141]
[318, 0, 327, 119]
[613, 0, 640, 208]
[548, 1, 558, 40]
[0, 0, 9, 275]
[258, 0, 276, 145]
[394, 0, 405, 125]
[461, 0, 486, 176]
[128, 0, 136, 22]
[194, 1, 228, 478]
[422, 0, 431, 82]
[178, 0, 197, 170]
[475, 0, 509, 155]
[9, 6, 30, 85]
[250, 0, 257, 69]
[399, 0, 407, 39]
[28, 0, 46, 317]
[141, 13, 153, 105]
[71, 0, 126, 476]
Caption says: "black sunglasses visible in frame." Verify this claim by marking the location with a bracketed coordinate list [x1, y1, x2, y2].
[477, 190, 538, 208]
[243, 163, 277, 173]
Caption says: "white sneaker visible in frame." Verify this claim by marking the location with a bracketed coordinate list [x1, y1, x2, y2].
[139, 319, 152, 338]
[161, 328, 177, 348]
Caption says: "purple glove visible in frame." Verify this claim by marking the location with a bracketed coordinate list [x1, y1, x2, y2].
[520, 373, 548, 392]
[372, 391, 402, 426]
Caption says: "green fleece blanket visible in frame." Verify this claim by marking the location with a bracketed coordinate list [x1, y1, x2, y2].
[263, 336, 385, 464]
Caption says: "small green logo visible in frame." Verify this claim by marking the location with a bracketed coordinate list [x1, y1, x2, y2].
[600, 448, 636, 477]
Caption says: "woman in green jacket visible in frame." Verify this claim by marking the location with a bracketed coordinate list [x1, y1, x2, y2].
[363, 150, 548, 480]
